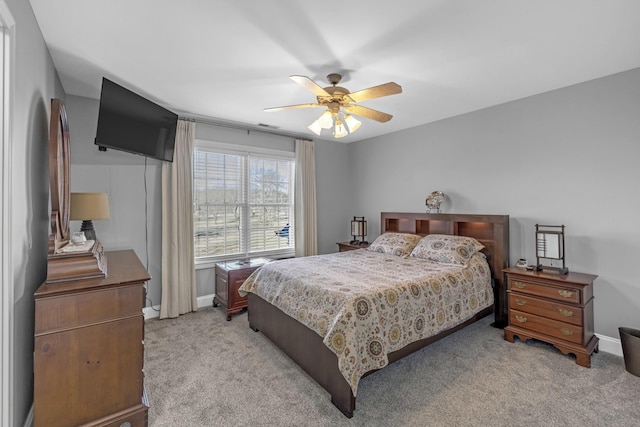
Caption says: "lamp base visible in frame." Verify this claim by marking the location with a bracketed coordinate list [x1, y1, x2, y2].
[350, 240, 368, 245]
[79, 220, 97, 242]
[535, 264, 569, 275]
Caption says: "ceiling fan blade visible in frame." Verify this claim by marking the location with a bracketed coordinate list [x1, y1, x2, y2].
[290, 75, 331, 97]
[343, 104, 393, 123]
[347, 82, 402, 103]
[264, 103, 322, 112]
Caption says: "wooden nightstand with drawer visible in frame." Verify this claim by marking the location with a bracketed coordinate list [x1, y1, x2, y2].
[503, 267, 599, 367]
[214, 258, 271, 320]
[337, 241, 369, 252]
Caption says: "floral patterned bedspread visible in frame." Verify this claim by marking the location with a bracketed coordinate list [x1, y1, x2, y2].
[239, 249, 493, 396]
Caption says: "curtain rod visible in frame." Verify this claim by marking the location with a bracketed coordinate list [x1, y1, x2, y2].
[178, 114, 313, 142]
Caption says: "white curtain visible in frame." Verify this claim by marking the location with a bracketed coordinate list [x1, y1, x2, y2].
[160, 119, 197, 319]
[294, 139, 317, 257]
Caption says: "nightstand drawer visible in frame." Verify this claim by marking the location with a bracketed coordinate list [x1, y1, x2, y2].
[509, 278, 580, 304]
[508, 293, 583, 326]
[229, 269, 254, 283]
[509, 309, 583, 345]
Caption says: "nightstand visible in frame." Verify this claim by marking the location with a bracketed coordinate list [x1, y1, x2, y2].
[503, 267, 599, 367]
[214, 257, 270, 320]
[337, 241, 369, 252]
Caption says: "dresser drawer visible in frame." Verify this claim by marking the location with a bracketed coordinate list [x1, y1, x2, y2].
[508, 293, 583, 326]
[508, 278, 580, 304]
[35, 284, 144, 335]
[509, 309, 583, 345]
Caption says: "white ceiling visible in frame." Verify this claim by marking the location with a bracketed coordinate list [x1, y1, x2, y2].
[30, 0, 640, 143]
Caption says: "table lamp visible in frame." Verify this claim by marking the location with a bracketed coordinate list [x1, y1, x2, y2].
[70, 192, 110, 242]
[350, 216, 368, 245]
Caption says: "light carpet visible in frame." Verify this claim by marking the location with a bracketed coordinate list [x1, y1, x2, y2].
[144, 306, 640, 426]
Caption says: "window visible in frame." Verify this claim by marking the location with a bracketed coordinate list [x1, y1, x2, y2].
[193, 141, 295, 264]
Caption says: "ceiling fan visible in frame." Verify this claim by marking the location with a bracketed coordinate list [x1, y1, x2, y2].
[265, 73, 402, 138]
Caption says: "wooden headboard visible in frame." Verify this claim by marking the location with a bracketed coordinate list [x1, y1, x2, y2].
[381, 212, 510, 328]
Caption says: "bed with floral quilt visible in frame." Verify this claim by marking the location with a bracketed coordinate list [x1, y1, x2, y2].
[239, 212, 509, 418]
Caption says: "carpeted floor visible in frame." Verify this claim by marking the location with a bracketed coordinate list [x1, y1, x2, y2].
[144, 306, 640, 426]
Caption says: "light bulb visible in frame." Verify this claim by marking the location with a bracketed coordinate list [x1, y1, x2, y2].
[333, 118, 348, 138]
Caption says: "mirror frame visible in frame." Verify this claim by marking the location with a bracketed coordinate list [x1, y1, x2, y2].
[48, 98, 71, 253]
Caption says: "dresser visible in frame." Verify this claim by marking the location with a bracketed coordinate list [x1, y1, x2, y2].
[214, 258, 270, 320]
[503, 267, 599, 367]
[34, 250, 151, 427]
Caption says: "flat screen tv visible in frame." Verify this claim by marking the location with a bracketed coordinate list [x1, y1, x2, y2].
[95, 77, 177, 162]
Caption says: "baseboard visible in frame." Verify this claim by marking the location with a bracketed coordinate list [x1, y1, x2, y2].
[140, 299, 625, 357]
[141, 300, 627, 356]
[596, 333, 623, 357]
[143, 294, 214, 320]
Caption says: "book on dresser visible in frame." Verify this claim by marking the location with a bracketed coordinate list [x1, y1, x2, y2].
[34, 249, 151, 427]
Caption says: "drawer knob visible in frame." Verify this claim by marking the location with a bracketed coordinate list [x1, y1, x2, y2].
[514, 281, 527, 289]
[560, 328, 574, 336]
[558, 290, 574, 298]
[515, 315, 527, 323]
[515, 299, 526, 306]
[558, 308, 574, 317]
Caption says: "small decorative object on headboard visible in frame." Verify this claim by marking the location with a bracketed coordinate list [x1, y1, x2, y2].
[535, 224, 568, 274]
[350, 216, 368, 245]
[425, 191, 445, 213]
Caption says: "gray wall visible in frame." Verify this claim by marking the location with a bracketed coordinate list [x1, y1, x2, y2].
[67, 69, 640, 340]
[8, 0, 65, 425]
[348, 68, 640, 339]
[66, 94, 352, 306]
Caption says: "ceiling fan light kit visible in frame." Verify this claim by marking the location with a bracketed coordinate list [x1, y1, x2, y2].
[266, 73, 402, 139]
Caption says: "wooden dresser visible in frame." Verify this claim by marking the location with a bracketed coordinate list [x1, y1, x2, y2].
[34, 250, 151, 427]
[214, 258, 270, 320]
[503, 267, 599, 367]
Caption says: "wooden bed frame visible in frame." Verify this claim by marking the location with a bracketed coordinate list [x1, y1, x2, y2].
[247, 212, 509, 417]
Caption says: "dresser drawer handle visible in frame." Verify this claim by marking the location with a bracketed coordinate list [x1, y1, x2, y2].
[514, 281, 527, 289]
[558, 308, 574, 317]
[515, 315, 527, 323]
[558, 290, 574, 298]
[559, 328, 574, 336]
[515, 299, 526, 306]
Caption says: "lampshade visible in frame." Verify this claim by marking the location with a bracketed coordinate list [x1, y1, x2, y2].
[70, 192, 110, 220]
[344, 114, 361, 133]
[318, 110, 333, 129]
[350, 216, 368, 245]
[308, 120, 323, 136]
[333, 118, 348, 138]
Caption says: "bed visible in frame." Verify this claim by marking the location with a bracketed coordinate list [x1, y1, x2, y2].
[240, 212, 509, 417]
